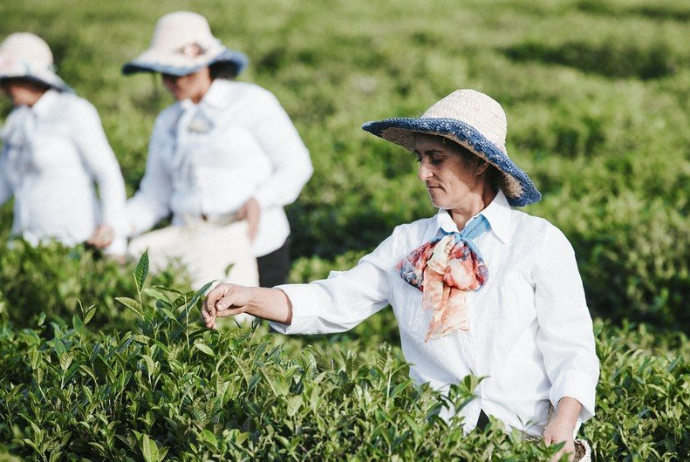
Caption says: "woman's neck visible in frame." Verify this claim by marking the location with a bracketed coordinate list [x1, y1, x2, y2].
[449, 185, 497, 230]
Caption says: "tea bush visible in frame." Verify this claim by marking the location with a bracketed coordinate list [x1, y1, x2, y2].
[0, 267, 688, 460]
[0, 240, 186, 330]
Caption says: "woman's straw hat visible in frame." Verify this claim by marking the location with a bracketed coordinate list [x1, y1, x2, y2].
[362, 89, 541, 206]
[122, 11, 248, 77]
[0, 32, 73, 92]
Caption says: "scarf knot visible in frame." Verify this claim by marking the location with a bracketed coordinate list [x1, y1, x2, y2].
[397, 215, 490, 341]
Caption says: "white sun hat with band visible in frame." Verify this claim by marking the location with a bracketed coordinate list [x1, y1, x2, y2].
[362, 89, 541, 207]
[122, 11, 248, 77]
[0, 32, 73, 93]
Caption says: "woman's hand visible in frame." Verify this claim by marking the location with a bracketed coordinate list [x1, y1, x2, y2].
[202, 283, 293, 329]
[543, 397, 582, 462]
[87, 224, 115, 249]
[202, 283, 253, 329]
[237, 198, 260, 243]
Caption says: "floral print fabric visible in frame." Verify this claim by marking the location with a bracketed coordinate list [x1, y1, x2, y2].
[397, 215, 490, 341]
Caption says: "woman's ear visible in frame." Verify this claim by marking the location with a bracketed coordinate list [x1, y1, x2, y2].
[476, 159, 490, 175]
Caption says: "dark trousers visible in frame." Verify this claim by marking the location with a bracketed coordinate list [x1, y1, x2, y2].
[476, 410, 490, 431]
[257, 239, 290, 288]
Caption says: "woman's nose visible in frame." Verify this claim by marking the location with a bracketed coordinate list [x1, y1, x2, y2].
[418, 160, 433, 181]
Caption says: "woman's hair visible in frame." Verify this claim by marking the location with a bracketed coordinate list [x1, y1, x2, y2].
[209, 62, 240, 80]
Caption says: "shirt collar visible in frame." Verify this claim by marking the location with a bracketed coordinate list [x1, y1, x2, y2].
[31, 89, 60, 118]
[177, 80, 229, 112]
[434, 189, 512, 245]
[200, 79, 230, 110]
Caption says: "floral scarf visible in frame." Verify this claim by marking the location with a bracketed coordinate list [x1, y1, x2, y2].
[397, 215, 490, 341]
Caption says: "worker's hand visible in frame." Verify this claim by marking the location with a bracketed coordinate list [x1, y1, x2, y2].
[87, 224, 115, 249]
[237, 198, 260, 243]
[202, 283, 254, 329]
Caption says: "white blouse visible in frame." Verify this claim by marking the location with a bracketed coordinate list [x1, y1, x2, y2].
[126, 79, 313, 257]
[0, 90, 128, 254]
[271, 191, 599, 436]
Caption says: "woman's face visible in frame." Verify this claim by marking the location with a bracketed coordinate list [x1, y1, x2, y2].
[414, 134, 485, 211]
[162, 67, 212, 103]
[0, 79, 46, 107]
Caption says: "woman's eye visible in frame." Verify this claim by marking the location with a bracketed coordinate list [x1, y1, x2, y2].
[430, 156, 444, 165]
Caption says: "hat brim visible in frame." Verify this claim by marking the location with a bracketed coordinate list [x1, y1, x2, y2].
[362, 117, 541, 207]
[0, 71, 74, 93]
[122, 48, 248, 77]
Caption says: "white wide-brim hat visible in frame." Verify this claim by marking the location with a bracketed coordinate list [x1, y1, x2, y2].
[122, 11, 248, 77]
[362, 89, 541, 207]
[0, 32, 73, 93]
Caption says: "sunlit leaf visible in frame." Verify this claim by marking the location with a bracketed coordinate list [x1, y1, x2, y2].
[135, 251, 150, 290]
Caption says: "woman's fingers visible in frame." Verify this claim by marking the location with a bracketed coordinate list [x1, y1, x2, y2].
[202, 297, 216, 328]
[238, 198, 260, 243]
[543, 424, 575, 462]
[202, 283, 251, 327]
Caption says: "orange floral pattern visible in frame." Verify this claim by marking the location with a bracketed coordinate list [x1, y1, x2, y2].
[397, 220, 489, 341]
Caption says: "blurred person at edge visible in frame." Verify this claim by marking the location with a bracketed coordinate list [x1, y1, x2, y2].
[203, 90, 599, 461]
[122, 11, 313, 290]
[0, 33, 128, 258]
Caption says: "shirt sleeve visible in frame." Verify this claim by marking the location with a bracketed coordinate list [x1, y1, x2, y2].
[125, 114, 175, 236]
[0, 148, 12, 207]
[0, 109, 23, 207]
[245, 90, 313, 211]
[532, 225, 600, 422]
[269, 228, 399, 335]
[70, 100, 128, 253]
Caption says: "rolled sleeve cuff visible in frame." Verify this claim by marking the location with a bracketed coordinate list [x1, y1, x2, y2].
[268, 284, 322, 334]
[550, 369, 597, 422]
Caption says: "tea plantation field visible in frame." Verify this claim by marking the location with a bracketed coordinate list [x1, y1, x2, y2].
[1, 0, 689, 460]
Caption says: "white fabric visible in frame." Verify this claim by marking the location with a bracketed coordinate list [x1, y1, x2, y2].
[0, 90, 128, 254]
[126, 79, 313, 257]
[271, 190, 599, 436]
[127, 220, 258, 289]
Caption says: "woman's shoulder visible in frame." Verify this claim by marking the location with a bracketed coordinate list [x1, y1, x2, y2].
[215, 80, 280, 107]
[510, 209, 575, 253]
[389, 216, 438, 249]
[56, 92, 102, 120]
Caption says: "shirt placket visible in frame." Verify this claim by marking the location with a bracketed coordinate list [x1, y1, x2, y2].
[173, 106, 202, 215]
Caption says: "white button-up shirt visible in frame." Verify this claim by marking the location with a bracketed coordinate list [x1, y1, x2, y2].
[0, 90, 128, 254]
[271, 191, 599, 436]
[126, 79, 313, 257]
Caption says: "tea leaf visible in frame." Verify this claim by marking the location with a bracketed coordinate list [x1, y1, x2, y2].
[135, 251, 150, 290]
[140, 434, 159, 462]
[115, 297, 143, 317]
[194, 342, 215, 357]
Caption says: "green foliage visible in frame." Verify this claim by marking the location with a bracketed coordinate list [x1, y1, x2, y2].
[0, 299, 688, 460]
[1, 0, 690, 459]
[0, 240, 186, 330]
[0, 288, 532, 460]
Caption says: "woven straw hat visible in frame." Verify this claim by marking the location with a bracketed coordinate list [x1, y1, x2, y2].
[122, 11, 248, 77]
[362, 89, 541, 206]
[0, 32, 73, 92]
